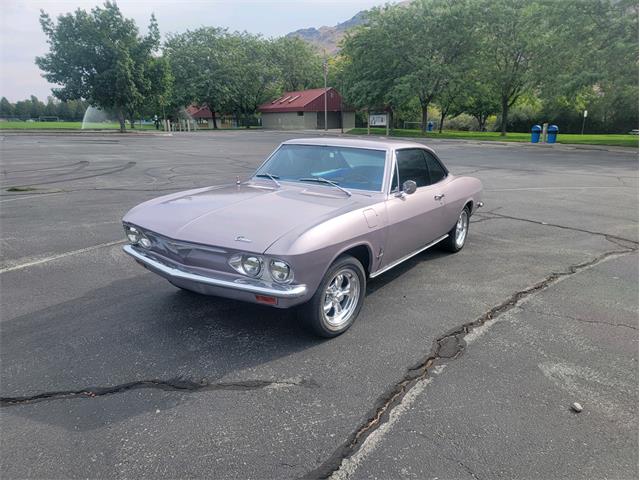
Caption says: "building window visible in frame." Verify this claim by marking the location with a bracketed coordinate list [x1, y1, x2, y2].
[297, 111, 304, 116]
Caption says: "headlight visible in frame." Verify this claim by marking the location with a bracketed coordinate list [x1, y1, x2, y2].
[124, 225, 141, 244]
[124, 225, 152, 248]
[242, 256, 263, 276]
[229, 254, 264, 277]
[269, 259, 292, 283]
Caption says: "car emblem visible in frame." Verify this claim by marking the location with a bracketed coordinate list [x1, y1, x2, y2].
[235, 235, 252, 243]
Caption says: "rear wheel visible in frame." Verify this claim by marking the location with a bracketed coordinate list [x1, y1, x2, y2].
[442, 206, 470, 253]
[298, 255, 366, 338]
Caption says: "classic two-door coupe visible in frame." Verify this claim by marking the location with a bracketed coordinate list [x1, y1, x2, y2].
[123, 138, 482, 336]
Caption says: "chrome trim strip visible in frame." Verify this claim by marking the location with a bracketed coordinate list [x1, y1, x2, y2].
[123, 245, 307, 298]
[369, 234, 449, 278]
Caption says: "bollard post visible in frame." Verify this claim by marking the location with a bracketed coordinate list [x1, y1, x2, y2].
[542, 123, 548, 143]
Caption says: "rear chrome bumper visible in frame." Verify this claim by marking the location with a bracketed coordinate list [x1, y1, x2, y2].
[123, 245, 308, 299]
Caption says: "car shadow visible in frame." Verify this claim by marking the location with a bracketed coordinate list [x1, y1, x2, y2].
[1, 276, 323, 430]
[365, 247, 450, 295]
[2, 245, 451, 431]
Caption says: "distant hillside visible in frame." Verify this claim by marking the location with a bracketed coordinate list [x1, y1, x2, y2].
[285, 9, 369, 53]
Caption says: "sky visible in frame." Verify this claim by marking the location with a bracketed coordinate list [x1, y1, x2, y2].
[0, 0, 389, 102]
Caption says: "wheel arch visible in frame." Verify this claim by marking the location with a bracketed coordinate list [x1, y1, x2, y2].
[329, 242, 374, 276]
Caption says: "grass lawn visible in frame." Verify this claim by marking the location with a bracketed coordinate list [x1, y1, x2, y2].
[0, 121, 157, 130]
[347, 128, 639, 148]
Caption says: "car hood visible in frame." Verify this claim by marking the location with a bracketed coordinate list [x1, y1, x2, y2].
[123, 183, 372, 253]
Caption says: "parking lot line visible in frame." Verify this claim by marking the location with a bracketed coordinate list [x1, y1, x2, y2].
[0, 239, 125, 273]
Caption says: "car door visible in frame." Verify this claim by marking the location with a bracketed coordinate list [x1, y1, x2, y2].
[422, 150, 454, 235]
[381, 148, 449, 268]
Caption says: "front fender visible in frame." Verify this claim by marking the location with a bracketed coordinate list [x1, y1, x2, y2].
[265, 208, 386, 297]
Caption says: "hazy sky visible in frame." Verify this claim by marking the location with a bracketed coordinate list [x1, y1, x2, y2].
[1, 0, 389, 102]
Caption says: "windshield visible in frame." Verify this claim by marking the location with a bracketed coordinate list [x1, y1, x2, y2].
[255, 144, 387, 192]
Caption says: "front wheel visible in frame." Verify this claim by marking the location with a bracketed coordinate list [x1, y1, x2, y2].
[442, 206, 470, 253]
[298, 255, 366, 338]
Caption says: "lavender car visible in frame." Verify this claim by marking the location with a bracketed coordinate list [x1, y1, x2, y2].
[123, 138, 482, 337]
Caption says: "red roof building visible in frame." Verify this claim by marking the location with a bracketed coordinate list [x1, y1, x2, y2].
[258, 88, 354, 130]
[186, 105, 214, 119]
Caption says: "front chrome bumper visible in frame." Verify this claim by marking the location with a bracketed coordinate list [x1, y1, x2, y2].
[123, 245, 308, 299]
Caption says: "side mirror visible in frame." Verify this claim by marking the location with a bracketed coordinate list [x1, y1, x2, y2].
[402, 180, 417, 195]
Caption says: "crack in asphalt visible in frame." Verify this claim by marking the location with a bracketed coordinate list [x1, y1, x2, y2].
[458, 461, 481, 480]
[0, 378, 316, 407]
[521, 305, 638, 331]
[302, 246, 637, 480]
[474, 212, 638, 247]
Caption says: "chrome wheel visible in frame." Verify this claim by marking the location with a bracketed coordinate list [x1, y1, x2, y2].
[455, 209, 469, 248]
[322, 267, 360, 330]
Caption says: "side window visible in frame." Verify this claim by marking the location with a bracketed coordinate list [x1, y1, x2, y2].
[423, 151, 447, 184]
[396, 149, 429, 188]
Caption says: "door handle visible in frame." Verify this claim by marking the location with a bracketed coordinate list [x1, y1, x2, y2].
[434, 193, 445, 200]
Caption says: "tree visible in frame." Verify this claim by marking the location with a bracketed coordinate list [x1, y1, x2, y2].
[122, 15, 171, 128]
[0, 97, 14, 117]
[70, 99, 89, 121]
[450, 65, 501, 131]
[435, 79, 466, 133]
[14, 99, 32, 118]
[270, 37, 322, 91]
[398, 0, 477, 131]
[537, 0, 638, 132]
[341, 1, 477, 131]
[165, 27, 232, 129]
[29, 95, 45, 119]
[226, 33, 280, 126]
[36, 1, 161, 132]
[340, 6, 407, 129]
[476, 0, 546, 136]
[44, 97, 58, 117]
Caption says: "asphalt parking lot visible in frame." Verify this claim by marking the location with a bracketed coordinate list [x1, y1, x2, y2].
[1, 130, 638, 479]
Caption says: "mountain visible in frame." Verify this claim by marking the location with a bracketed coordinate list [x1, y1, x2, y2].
[285, 9, 369, 53]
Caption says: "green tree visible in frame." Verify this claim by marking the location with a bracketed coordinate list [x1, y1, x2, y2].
[538, 0, 638, 132]
[29, 95, 45, 118]
[0, 97, 14, 117]
[36, 1, 162, 132]
[476, 0, 546, 136]
[44, 97, 58, 117]
[14, 99, 32, 118]
[450, 66, 501, 131]
[398, 0, 477, 131]
[340, 6, 407, 129]
[270, 37, 322, 92]
[165, 27, 232, 129]
[341, 1, 477, 131]
[123, 15, 171, 127]
[226, 33, 280, 126]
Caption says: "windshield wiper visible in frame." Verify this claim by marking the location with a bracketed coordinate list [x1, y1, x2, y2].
[255, 173, 280, 187]
[298, 177, 352, 197]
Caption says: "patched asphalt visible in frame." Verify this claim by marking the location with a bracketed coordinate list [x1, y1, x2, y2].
[1, 131, 637, 479]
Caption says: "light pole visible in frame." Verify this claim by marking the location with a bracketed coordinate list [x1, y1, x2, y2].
[581, 109, 588, 135]
[323, 56, 328, 132]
